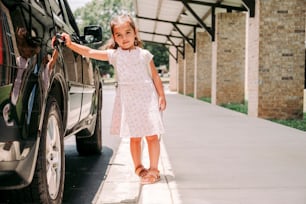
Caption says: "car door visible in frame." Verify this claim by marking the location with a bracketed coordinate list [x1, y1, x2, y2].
[79, 57, 95, 121]
[49, 0, 83, 129]
[62, 1, 97, 123]
[61, 48, 83, 129]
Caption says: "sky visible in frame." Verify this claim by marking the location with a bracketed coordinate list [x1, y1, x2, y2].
[67, 0, 92, 11]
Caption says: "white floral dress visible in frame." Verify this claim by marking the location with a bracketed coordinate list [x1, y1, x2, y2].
[107, 47, 165, 138]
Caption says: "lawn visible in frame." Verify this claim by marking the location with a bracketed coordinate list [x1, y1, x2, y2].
[198, 97, 306, 132]
[220, 102, 306, 131]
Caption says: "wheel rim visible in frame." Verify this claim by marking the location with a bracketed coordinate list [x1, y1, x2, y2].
[45, 114, 62, 199]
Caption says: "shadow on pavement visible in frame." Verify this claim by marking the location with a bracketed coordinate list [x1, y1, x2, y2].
[63, 145, 113, 204]
[0, 145, 113, 204]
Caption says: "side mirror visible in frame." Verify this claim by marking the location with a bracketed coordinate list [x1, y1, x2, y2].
[83, 25, 102, 44]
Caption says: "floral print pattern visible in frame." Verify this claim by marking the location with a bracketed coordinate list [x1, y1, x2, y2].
[107, 47, 165, 138]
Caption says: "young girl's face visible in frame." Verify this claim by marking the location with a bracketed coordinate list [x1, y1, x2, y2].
[112, 21, 136, 50]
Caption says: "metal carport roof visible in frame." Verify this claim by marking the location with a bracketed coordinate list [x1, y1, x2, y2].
[133, 0, 255, 56]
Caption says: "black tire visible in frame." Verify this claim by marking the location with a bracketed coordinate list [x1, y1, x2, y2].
[28, 96, 65, 204]
[76, 87, 102, 155]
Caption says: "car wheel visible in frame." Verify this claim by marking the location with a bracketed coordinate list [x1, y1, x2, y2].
[76, 87, 102, 155]
[31, 96, 65, 203]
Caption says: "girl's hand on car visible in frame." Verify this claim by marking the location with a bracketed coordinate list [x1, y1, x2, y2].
[60, 33, 71, 46]
[52, 33, 70, 48]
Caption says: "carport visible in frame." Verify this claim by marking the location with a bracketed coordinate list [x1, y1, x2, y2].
[133, 0, 306, 120]
[134, 0, 252, 56]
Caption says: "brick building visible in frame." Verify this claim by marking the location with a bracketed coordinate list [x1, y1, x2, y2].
[135, 0, 305, 120]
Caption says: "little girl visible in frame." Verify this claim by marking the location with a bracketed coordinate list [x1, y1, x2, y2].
[60, 14, 166, 185]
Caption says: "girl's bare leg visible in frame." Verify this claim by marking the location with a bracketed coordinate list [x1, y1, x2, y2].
[141, 135, 160, 184]
[130, 137, 147, 177]
[145, 135, 160, 170]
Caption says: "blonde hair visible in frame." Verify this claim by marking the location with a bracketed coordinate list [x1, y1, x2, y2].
[104, 14, 143, 49]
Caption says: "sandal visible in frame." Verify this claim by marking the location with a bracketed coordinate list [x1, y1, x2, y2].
[141, 168, 160, 185]
[135, 165, 148, 177]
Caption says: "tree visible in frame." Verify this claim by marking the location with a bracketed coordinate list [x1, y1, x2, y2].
[73, 0, 133, 77]
[143, 42, 169, 68]
[74, 0, 133, 39]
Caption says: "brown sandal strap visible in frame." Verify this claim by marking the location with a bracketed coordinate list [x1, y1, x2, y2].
[135, 165, 148, 177]
[141, 169, 160, 185]
[148, 168, 160, 177]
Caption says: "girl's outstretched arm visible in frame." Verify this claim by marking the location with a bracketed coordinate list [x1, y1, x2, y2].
[61, 33, 109, 61]
[150, 60, 166, 111]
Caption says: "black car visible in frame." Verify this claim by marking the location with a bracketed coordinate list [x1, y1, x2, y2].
[0, 0, 103, 203]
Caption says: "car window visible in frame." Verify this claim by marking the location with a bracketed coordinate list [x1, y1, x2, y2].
[0, 4, 17, 86]
[10, 4, 44, 58]
[0, 3, 45, 90]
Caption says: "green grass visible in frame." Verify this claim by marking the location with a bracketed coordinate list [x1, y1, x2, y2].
[271, 113, 306, 131]
[201, 99, 306, 132]
[188, 95, 211, 103]
[199, 97, 211, 103]
[187, 93, 194, 98]
[220, 102, 248, 114]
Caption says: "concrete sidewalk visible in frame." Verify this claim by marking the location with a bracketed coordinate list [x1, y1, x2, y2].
[92, 137, 179, 204]
[163, 93, 306, 204]
[93, 88, 306, 204]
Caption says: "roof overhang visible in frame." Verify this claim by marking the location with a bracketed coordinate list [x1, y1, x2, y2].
[134, 0, 255, 55]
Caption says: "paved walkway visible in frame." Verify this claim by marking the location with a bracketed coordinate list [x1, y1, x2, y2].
[93, 88, 306, 204]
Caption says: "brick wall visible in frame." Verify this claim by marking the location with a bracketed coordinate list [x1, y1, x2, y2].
[212, 42, 217, 104]
[184, 43, 195, 95]
[248, 0, 305, 119]
[195, 31, 212, 99]
[169, 46, 177, 92]
[185, 42, 195, 95]
[213, 12, 246, 105]
[178, 52, 184, 94]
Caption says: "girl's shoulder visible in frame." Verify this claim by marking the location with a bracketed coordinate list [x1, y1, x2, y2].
[137, 47, 153, 62]
[138, 47, 149, 53]
[107, 49, 119, 65]
[138, 47, 152, 56]
[107, 48, 117, 54]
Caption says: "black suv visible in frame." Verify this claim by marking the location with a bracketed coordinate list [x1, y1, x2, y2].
[0, 0, 103, 203]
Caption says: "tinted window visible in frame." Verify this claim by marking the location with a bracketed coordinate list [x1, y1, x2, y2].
[0, 6, 16, 86]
